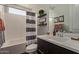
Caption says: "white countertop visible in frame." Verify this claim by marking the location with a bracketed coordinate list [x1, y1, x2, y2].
[37, 34, 79, 53]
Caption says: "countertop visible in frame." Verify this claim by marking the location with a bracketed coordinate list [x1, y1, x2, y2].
[37, 34, 79, 53]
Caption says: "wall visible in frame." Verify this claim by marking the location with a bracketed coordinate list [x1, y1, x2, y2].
[71, 5, 79, 33]
[4, 13, 26, 42]
[0, 5, 5, 21]
[0, 5, 4, 12]
[49, 9, 55, 34]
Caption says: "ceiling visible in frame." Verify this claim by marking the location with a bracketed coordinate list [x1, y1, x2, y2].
[18, 4, 55, 12]
[18, 4, 70, 13]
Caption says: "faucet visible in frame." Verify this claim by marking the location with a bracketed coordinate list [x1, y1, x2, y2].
[57, 31, 63, 37]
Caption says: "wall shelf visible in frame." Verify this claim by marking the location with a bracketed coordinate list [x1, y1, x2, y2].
[38, 14, 47, 18]
[38, 23, 47, 26]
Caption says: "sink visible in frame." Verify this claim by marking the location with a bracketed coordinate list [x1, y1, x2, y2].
[50, 36, 69, 42]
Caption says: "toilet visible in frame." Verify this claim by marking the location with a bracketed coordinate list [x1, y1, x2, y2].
[26, 44, 37, 54]
[25, 40, 37, 54]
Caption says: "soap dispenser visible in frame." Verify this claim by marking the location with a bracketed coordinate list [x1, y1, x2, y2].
[53, 30, 56, 36]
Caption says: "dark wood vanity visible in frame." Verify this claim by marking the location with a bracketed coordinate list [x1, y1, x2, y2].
[37, 38, 77, 54]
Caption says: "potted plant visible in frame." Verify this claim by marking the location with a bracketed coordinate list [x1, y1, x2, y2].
[39, 9, 44, 16]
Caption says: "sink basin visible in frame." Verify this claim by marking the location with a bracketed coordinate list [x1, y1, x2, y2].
[50, 36, 69, 42]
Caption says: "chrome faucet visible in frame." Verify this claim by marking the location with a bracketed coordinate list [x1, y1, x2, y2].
[57, 31, 63, 37]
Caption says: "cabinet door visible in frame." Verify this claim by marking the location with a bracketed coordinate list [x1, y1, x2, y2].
[38, 38, 77, 54]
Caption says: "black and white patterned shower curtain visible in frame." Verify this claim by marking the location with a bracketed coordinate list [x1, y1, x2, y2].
[26, 11, 36, 43]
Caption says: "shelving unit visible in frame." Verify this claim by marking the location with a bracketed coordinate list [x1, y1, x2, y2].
[54, 22, 64, 25]
[37, 10, 49, 35]
[38, 14, 47, 26]
[38, 14, 47, 18]
[38, 23, 47, 26]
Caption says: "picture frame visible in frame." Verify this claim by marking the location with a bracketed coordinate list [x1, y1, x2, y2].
[39, 17, 46, 23]
[54, 17, 59, 23]
[59, 15, 64, 22]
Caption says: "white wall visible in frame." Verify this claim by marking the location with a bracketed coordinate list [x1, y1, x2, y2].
[0, 5, 4, 12]
[71, 5, 79, 33]
[4, 13, 26, 42]
[49, 9, 55, 34]
[0, 5, 5, 20]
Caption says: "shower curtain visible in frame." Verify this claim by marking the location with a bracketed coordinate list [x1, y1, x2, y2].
[26, 11, 36, 45]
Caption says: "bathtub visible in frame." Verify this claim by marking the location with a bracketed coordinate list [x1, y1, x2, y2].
[0, 37, 26, 54]
[1, 37, 26, 48]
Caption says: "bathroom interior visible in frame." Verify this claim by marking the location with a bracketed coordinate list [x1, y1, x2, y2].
[0, 4, 79, 54]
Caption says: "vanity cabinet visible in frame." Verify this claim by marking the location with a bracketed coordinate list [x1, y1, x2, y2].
[37, 38, 77, 54]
